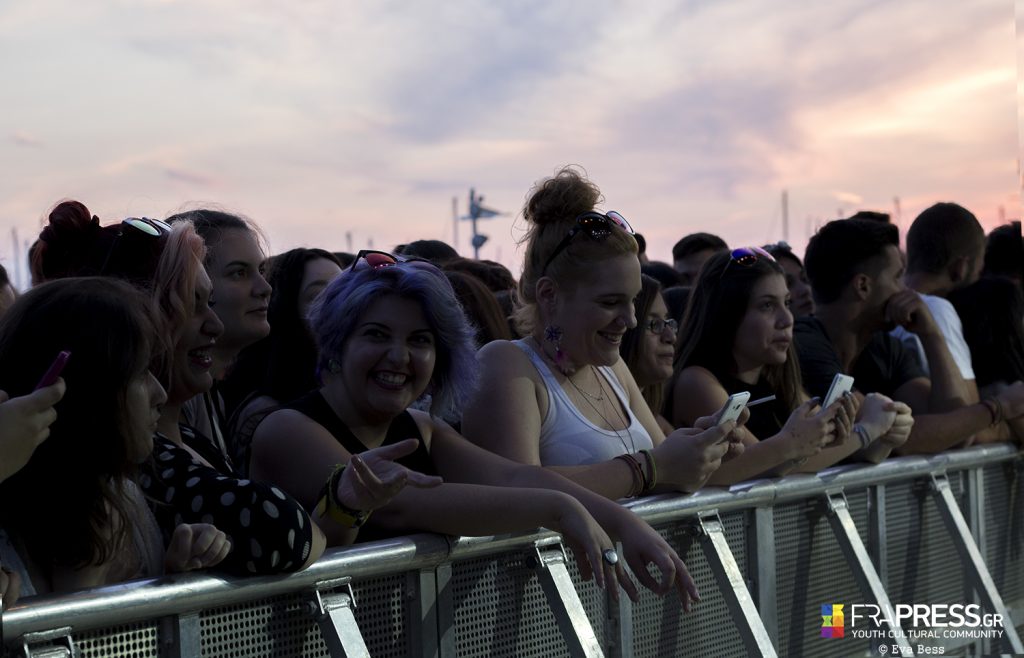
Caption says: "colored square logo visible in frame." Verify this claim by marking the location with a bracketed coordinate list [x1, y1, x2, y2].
[821, 604, 845, 638]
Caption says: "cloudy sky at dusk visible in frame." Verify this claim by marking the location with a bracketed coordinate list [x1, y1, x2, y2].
[1, 0, 1018, 286]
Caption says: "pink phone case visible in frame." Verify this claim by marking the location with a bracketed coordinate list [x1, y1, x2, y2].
[35, 351, 71, 390]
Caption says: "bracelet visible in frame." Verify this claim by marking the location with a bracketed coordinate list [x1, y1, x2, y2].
[314, 463, 372, 528]
[852, 423, 872, 449]
[638, 449, 657, 493]
[613, 454, 644, 497]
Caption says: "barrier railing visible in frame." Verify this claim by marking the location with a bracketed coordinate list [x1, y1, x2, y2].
[3, 444, 1021, 657]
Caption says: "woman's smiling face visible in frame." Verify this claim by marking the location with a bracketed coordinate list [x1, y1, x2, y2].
[549, 253, 641, 369]
[333, 294, 437, 423]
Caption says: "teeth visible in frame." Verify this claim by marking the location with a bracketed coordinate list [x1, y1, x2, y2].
[375, 372, 407, 385]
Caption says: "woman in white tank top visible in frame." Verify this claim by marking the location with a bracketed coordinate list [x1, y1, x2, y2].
[463, 167, 744, 501]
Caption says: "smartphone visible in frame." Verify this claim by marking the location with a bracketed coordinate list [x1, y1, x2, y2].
[822, 373, 854, 408]
[34, 350, 71, 390]
[716, 391, 750, 426]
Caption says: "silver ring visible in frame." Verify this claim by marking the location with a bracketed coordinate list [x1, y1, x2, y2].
[602, 548, 619, 566]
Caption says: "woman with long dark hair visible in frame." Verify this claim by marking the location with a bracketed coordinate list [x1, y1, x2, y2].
[0, 278, 229, 595]
[667, 248, 909, 482]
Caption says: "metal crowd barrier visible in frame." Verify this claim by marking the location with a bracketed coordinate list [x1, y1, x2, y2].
[2, 444, 1021, 658]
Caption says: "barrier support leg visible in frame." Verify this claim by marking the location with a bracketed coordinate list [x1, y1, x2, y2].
[929, 472, 1024, 653]
[159, 612, 200, 658]
[529, 537, 605, 658]
[697, 511, 778, 657]
[823, 490, 914, 656]
[308, 578, 370, 658]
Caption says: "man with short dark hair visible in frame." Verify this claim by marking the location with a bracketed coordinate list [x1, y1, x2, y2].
[795, 218, 1024, 453]
[897, 203, 1016, 442]
[895, 203, 983, 380]
[671, 232, 728, 285]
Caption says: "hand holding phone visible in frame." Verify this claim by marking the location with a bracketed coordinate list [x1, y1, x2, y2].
[822, 373, 854, 408]
[35, 351, 71, 391]
[716, 391, 750, 426]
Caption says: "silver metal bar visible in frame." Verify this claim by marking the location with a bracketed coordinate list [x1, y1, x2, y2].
[309, 578, 370, 658]
[823, 490, 914, 656]
[409, 569, 439, 658]
[930, 472, 1024, 653]
[3, 534, 450, 639]
[607, 564, 631, 658]
[748, 506, 778, 645]
[697, 511, 777, 657]
[530, 538, 604, 658]
[158, 612, 200, 658]
[0, 447, 1018, 654]
[868, 484, 888, 585]
[435, 562, 454, 658]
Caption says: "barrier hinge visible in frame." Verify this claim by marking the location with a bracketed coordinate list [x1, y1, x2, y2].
[307, 577, 370, 658]
[19, 626, 75, 658]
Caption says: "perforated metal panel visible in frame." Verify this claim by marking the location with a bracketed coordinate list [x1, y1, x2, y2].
[196, 573, 411, 657]
[352, 574, 417, 657]
[629, 513, 749, 658]
[76, 622, 159, 658]
[982, 461, 1024, 654]
[885, 476, 969, 610]
[447, 550, 583, 658]
[774, 488, 871, 658]
[199, 592, 330, 657]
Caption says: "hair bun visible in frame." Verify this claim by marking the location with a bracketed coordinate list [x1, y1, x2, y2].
[40, 201, 99, 245]
[523, 166, 602, 228]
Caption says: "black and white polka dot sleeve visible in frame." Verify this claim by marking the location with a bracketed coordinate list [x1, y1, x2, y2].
[140, 435, 314, 576]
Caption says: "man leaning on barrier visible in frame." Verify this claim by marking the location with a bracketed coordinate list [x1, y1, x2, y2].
[795, 217, 1024, 454]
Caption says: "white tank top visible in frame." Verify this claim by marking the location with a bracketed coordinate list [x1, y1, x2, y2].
[514, 339, 654, 466]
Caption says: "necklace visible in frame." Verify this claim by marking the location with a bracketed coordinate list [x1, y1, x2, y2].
[567, 367, 605, 402]
[572, 369, 636, 455]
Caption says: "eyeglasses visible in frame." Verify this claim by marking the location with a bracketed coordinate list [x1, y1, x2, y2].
[729, 246, 776, 267]
[540, 210, 635, 276]
[100, 217, 171, 275]
[645, 318, 678, 335]
[349, 249, 431, 272]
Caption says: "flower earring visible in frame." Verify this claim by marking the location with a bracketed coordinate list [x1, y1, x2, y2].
[543, 324, 569, 374]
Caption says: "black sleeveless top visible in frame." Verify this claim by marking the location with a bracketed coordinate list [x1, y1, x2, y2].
[283, 391, 438, 543]
[717, 374, 789, 440]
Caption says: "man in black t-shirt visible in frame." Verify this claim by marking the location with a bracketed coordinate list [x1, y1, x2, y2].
[796, 219, 1024, 453]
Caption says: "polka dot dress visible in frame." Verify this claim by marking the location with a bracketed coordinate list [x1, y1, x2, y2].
[141, 433, 313, 575]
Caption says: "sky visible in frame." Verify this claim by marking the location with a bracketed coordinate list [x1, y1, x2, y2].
[1, 0, 1019, 288]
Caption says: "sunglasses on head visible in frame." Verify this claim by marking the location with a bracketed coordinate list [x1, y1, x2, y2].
[540, 211, 635, 276]
[729, 246, 776, 267]
[123, 217, 172, 237]
[349, 249, 431, 272]
[99, 217, 172, 275]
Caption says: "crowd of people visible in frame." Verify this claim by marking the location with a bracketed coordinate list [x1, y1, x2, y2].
[0, 166, 1020, 613]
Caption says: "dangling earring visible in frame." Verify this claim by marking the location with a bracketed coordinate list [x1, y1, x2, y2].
[328, 359, 342, 374]
[543, 324, 569, 374]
